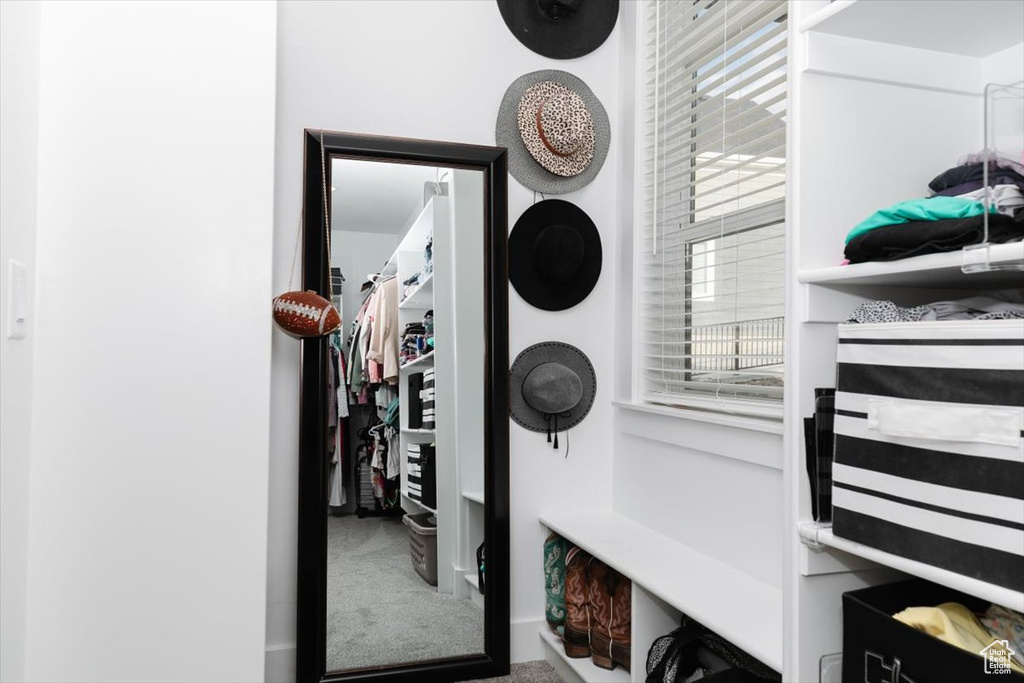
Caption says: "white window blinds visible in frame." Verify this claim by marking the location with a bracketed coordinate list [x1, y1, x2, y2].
[640, 0, 787, 413]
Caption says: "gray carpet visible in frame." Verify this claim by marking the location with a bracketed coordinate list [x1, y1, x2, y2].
[464, 660, 565, 682]
[326, 513, 485, 672]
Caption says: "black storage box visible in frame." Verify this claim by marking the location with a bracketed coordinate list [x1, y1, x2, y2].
[842, 579, 1024, 683]
[407, 372, 423, 429]
[407, 444, 436, 509]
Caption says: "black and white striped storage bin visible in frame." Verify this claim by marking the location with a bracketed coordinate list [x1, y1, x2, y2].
[422, 369, 436, 430]
[832, 320, 1024, 592]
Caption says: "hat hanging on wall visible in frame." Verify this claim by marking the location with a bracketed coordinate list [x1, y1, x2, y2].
[497, 0, 619, 60]
[510, 341, 596, 450]
[496, 69, 610, 194]
[510, 199, 601, 311]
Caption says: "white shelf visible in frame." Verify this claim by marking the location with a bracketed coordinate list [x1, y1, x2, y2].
[399, 272, 433, 309]
[798, 243, 1024, 288]
[540, 511, 782, 672]
[399, 351, 434, 371]
[802, 523, 1024, 613]
[798, 0, 1024, 58]
[402, 428, 435, 435]
[462, 491, 484, 505]
[401, 491, 435, 515]
[538, 628, 631, 683]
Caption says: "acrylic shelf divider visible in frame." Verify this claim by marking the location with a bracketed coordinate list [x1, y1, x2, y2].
[539, 510, 783, 672]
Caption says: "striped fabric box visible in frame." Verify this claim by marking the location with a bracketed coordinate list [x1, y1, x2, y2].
[832, 320, 1024, 592]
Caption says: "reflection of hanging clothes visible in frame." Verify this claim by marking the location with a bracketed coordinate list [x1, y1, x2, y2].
[366, 276, 400, 384]
[327, 332, 347, 509]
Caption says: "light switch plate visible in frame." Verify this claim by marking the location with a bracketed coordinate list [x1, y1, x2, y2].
[7, 259, 28, 339]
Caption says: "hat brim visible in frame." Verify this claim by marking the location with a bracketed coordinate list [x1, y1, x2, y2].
[510, 342, 596, 433]
[510, 199, 602, 311]
[497, 70, 610, 195]
[497, 0, 619, 60]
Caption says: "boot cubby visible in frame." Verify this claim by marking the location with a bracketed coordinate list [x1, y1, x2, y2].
[539, 511, 783, 681]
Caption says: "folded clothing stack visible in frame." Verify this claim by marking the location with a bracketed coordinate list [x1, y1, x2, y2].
[845, 291, 1024, 324]
[400, 322, 427, 365]
[844, 152, 1024, 264]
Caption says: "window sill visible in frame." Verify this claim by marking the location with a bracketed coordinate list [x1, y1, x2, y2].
[612, 400, 784, 436]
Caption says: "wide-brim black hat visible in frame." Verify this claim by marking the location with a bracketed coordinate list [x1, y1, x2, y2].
[510, 199, 602, 311]
[497, 0, 619, 60]
[510, 342, 596, 433]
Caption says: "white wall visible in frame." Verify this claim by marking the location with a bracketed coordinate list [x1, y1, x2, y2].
[0, 3, 42, 680]
[23, 2, 277, 681]
[267, 1, 622, 676]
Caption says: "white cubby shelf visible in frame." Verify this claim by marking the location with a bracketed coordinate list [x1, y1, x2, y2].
[462, 491, 484, 506]
[539, 510, 783, 673]
[538, 628, 631, 683]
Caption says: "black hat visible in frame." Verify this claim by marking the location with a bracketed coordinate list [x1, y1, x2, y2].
[509, 342, 596, 448]
[497, 0, 619, 60]
[510, 199, 602, 311]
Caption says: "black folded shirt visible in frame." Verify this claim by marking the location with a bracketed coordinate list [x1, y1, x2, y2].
[844, 211, 1024, 264]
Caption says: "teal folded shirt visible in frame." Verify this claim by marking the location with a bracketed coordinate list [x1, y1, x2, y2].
[846, 197, 993, 244]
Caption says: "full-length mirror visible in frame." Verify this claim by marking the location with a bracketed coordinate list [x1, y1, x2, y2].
[297, 131, 509, 683]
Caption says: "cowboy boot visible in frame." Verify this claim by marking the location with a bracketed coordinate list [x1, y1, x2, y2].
[561, 546, 592, 658]
[543, 533, 569, 635]
[587, 557, 631, 671]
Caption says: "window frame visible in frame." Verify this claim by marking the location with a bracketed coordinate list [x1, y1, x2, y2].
[630, 0, 787, 421]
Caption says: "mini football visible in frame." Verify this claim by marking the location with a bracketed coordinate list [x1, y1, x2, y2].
[272, 290, 341, 338]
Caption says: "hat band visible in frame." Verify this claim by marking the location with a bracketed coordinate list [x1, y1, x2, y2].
[535, 106, 574, 158]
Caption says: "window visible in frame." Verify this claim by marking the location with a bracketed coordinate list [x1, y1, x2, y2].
[638, 0, 787, 415]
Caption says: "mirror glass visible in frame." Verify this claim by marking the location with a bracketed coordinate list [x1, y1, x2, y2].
[324, 157, 486, 673]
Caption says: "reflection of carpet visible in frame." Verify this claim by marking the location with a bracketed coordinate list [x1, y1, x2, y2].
[326, 514, 484, 673]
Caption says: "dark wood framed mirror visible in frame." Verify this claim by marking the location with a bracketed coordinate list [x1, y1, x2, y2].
[296, 130, 509, 683]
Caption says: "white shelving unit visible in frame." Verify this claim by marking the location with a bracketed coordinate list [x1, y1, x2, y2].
[399, 272, 433, 310]
[800, 522, 1024, 613]
[461, 491, 484, 506]
[785, 2, 1024, 680]
[399, 351, 434, 371]
[540, 511, 783, 674]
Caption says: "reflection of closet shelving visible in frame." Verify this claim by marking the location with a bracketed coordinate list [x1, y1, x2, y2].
[399, 351, 434, 371]
[540, 511, 783, 674]
[396, 196, 444, 542]
[399, 272, 433, 310]
[786, 1, 1024, 680]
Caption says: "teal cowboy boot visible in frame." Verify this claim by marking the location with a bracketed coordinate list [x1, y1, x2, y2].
[543, 532, 570, 635]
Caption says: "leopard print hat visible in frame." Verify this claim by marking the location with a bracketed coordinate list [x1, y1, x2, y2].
[497, 70, 610, 195]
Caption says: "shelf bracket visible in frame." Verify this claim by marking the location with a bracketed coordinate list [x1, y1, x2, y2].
[798, 521, 832, 550]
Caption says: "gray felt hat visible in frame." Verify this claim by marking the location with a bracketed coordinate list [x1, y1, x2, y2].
[510, 342, 596, 445]
[496, 70, 610, 195]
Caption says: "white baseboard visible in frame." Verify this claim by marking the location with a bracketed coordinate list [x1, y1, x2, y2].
[511, 617, 546, 664]
[264, 643, 296, 683]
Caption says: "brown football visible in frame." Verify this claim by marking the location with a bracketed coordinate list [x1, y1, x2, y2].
[272, 290, 341, 338]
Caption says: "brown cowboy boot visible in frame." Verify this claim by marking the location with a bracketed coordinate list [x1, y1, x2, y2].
[561, 546, 592, 658]
[587, 557, 631, 671]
